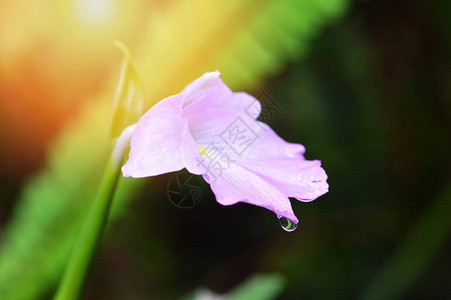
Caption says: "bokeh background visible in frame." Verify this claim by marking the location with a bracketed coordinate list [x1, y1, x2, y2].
[0, 0, 450, 299]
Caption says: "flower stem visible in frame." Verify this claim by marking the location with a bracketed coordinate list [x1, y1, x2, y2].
[54, 148, 124, 300]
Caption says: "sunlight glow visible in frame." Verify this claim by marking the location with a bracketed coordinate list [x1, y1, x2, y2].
[74, 0, 118, 27]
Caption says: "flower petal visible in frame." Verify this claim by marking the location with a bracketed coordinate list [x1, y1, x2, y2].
[186, 109, 239, 146]
[180, 119, 205, 175]
[183, 76, 260, 120]
[239, 123, 328, 201]
[256, 159, 329, 201]
[182, 108, 241, 175]
[183, 92, 262, 163]
[242, 122, 305, 160]
[206, 162, 298, 222]
[122, 94, 187, 177]
[182, 70, 221, 108]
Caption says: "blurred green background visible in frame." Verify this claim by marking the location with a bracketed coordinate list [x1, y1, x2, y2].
[0, 0, 450, 299]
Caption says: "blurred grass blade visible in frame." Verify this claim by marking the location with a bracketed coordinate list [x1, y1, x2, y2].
[180, 273, 285, 300]
[228, 273, 285, 300]
[362, 184, 451, 300]
[109, 41, 144, 139]
[0, 0, 349, 299]
[54, 150, 123, 300]
[56, 51, 141, 298]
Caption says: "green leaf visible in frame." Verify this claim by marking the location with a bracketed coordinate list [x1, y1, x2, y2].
[0, 0, 349, 299]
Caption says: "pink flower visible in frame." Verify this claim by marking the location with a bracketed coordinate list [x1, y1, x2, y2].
[122, 71, 328, 224]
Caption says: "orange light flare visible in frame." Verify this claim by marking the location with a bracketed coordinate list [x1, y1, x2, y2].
[0, 0, 146, 178]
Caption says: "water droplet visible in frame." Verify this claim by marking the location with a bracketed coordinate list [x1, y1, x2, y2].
[277, 216, 298, 232]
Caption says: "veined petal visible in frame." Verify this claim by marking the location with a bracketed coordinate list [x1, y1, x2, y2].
[187, 109, 239, 145]
[182, 70, 222, 108]
[232, 92, 262, 120]
[183, 108, 242, 175]
[239, 123, 328, 201]
[205, 162, 298, 223]
[257, 159, 329, 201]
[183, 75, 260, 120]
[122, 94, 187, 177]
[183, 92, 263, 164]
[242, 121, 305, 160]
[181, 119, 205, 175]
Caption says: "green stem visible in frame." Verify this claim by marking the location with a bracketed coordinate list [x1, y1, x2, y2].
[54, 149, 124, 300]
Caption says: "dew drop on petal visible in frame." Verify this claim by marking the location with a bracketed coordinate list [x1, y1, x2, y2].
[277, 216, 298, 232]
